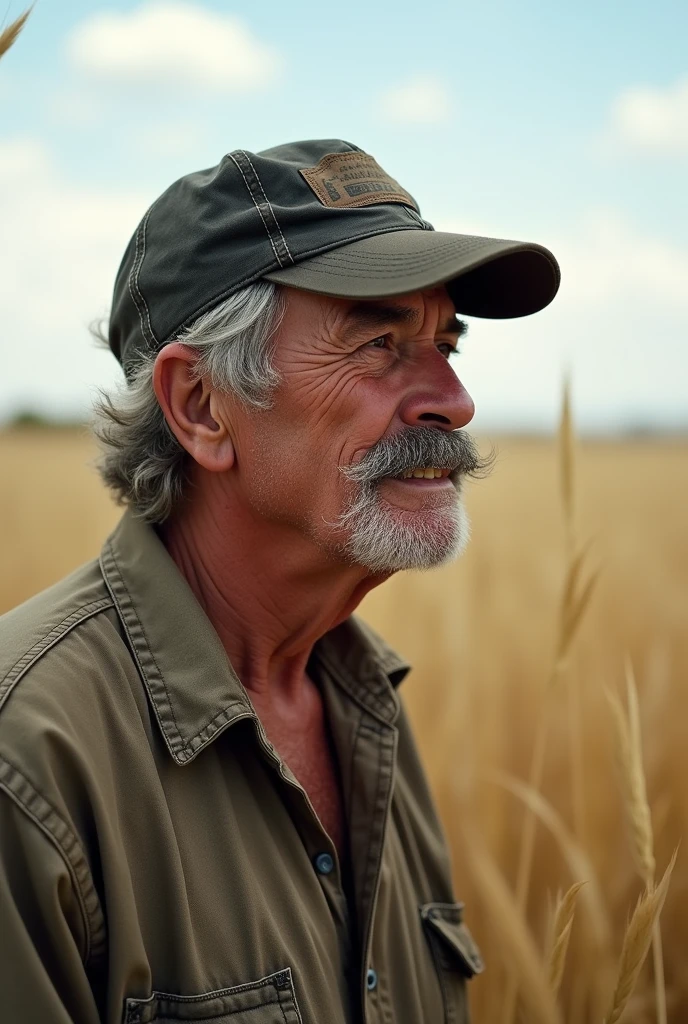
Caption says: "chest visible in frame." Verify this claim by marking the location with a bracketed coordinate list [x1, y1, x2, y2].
[261, 718, 349, 868]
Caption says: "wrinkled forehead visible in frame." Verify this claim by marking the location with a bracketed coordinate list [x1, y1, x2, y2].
[279, 284, 462, 343]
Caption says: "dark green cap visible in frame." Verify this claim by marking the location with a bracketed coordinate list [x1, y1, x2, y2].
[108, 139, 560, 377]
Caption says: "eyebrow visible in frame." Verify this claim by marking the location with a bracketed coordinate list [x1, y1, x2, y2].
[338, 302, 468, 341]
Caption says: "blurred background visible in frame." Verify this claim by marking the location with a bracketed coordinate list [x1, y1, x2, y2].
[1, 2, 687, 1022]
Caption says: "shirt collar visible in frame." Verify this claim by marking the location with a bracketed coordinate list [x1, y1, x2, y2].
[99, 508, 411, 766]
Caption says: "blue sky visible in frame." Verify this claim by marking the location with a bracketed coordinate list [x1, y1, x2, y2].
[1, 0, 687, 431]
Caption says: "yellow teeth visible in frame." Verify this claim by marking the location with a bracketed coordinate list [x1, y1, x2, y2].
[401, 468, 445, 479]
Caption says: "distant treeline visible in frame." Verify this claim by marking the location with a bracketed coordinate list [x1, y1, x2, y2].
[2, 412, 87, 431]
[2, 410, 687, 438]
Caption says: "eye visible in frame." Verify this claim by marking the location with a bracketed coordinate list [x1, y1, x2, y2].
[366, 335, 390, 349]
[438, 342, 460, 358]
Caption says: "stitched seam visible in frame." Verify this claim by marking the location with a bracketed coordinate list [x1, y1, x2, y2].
[134, 208, 156, 348]
[0, 757, 105, 966]
[359, 726, 395, 995]
[233, 150, 291, 266]
[241, 151, 294, 264]
[273, 223, 426, 265]
[317, 647, 393, 722]
[127, 219, 151, 349]
[100, 542, 184, 754]
[180, 700, 251, 762]
[143, 969, 296, 1003]
[348, 709, 363, 826]
[229, 154, 284, 267]
[128, 209, 157, 349]
[0, 599, 114, 711]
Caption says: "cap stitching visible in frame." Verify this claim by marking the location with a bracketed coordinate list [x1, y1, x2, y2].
[136, 208, 157, 347]
[241, 151, 294, 265]
[128, 209, 157, 350]
[228, 153, 285, 268]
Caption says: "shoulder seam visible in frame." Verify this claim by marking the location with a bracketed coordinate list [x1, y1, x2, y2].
[0, 755, 106, 966]
[0, 598, 114, 713]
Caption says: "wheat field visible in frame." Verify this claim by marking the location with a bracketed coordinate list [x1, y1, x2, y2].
[1, 425, 686, 1022]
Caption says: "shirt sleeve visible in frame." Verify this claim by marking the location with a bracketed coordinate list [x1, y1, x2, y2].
[0, 791, 102, 1024]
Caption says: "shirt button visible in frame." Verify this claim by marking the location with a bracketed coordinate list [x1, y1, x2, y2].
[314, 852, 334, 875]
[366, 968, 378, 991]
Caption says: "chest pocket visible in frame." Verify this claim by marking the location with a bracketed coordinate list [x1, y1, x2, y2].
[122, 968, 302, 1023]
[420, 902, 484, 1024]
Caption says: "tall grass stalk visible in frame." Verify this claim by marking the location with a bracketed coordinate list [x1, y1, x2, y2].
[502, 377, 599, 1023]
[559, 373, 588, 851]
[489, 771, 610, 951]
[460, 822, 563, 1024]
[603, 852, 676, 1024]
[0, 7, 32, 59]
[606, 659, 668, 1024]
[547, 881, 585, 997]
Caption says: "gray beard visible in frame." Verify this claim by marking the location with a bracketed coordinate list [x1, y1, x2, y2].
[333, 477, 471, 574]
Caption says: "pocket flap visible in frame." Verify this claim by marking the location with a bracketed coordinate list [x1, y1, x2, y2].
[420, 902, 484, 977]
[122, 968, 301, 1023]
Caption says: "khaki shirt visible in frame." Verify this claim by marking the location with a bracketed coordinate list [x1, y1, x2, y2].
[0, 508, 483, 1024]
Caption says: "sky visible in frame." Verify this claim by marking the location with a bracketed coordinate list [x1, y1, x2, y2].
[1, 0, 687, 433]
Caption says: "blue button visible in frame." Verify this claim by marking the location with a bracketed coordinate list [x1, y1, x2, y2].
[314, 852, 334, 875]
[366, 968, 378, 991]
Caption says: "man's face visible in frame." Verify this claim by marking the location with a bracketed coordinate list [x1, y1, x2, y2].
[228, 284, 481, 574]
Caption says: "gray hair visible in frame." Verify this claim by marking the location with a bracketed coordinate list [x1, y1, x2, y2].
[90, 281, 286, 524]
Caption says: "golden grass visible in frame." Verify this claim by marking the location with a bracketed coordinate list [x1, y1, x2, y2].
[0, 7, 32, 60]
[1, 424, 687, 1021]
[604, 854, 676, 1024]
[547, 881, 585, 997]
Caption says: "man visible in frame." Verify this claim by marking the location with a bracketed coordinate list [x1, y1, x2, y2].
[0, 140, 560, 1023]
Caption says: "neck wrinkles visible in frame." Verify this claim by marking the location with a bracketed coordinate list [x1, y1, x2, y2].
[158, 493, 385, 714]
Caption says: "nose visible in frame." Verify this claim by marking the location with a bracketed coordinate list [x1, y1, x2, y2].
[397, 358, 475, 431]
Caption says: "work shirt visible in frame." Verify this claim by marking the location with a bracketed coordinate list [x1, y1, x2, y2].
[0, 508, 483, 1024]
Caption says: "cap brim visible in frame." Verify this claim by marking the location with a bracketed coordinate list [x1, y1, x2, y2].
[263, 228, 560, 318]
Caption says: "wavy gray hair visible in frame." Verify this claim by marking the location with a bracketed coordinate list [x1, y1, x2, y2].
[90, 281, 286, 524]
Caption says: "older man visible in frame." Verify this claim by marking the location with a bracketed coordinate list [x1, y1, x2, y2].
[0, 140, 559, 1023]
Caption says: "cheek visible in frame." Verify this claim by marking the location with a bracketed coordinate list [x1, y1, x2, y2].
[247, 357, 402, 500]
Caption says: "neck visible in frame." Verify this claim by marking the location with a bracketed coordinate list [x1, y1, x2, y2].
[159, 490, 387, 715]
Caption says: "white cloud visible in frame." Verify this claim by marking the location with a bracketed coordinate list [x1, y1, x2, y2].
[66, 1, 283, 94]
[549, 209, 688, 308]
[610, 76, 688, 153]
[377, 75, 451, 124]
[0, 137, 151, 420]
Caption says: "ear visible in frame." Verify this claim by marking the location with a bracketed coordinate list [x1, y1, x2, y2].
[152, 343, 235, 473]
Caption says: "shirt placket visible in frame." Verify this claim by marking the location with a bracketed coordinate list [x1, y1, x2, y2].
[315, 657, 400, 1024]
[252, 656, 400, 1024]
[249, 711, 358, 1017]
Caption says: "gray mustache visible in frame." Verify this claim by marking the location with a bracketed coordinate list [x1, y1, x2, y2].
[340, 427, 495, 484]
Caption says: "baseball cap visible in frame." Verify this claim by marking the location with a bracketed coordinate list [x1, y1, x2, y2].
[108, 139, 561, 377]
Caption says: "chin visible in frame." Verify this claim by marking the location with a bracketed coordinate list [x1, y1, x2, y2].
[345, 496, 472, 575]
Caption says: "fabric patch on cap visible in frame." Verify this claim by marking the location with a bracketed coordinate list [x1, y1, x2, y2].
[300, 152, 418, 211]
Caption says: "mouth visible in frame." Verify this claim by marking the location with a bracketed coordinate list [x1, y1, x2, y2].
[380, 466, 457, 488]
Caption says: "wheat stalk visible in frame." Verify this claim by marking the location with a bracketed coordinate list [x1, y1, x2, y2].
[0, 7, 32, 59]
[488, 770, 610, 950]
[547, 880, 585, 996]
[606, 657, 670, 1023]
[558, 368, 575, 561]
[502, 376, 600, 1024]
[603, 851, 676, 1024]
[461, 822, 563, 1024]
[605, 670, 655, 885]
